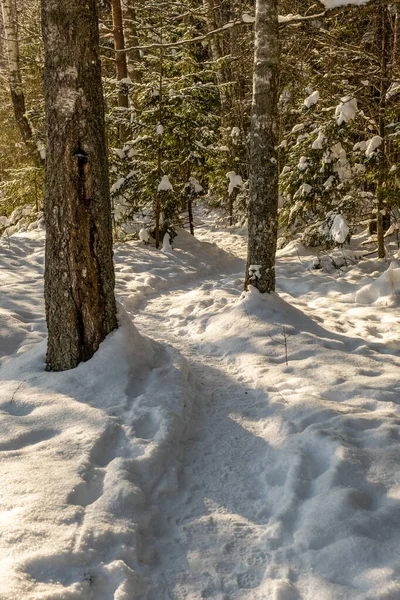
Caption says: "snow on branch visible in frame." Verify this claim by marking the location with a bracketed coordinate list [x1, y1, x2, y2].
[319, 0, 370, 7]
[109, 18, 249, 52]
[103, 11, 327, 54]
[102, 0, 374, 55]
[277, 11, 326, 25]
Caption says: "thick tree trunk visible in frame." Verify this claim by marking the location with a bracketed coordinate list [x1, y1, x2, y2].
[41, 0, 118, 371]
[1, 0, 41, 165]
[245, 0, 279, 293]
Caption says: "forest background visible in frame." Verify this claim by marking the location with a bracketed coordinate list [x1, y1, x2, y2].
[1, 0, 398, 259]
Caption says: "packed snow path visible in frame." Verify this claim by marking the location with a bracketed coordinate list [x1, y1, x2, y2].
[135, 286, 277, 600]
[2, 214, 400, 599]
[124, 227, 284, 598]
[117, 220, 400, 600]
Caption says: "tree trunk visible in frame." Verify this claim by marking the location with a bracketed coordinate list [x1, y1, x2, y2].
[155, 194, 161, 248]
[245, 0, 279, 293]
[111, 0, 129, 142]
[203, 0, 229, 117]
[377, 0, 388, 259]
[393, 4, 400, 66]
[122, 0, 142, 84]
[155, 43, 164, 250]
[229, 187, 239, 226]
[1, 0, 41, 165]
[41, 0, 118, 371]
[188, 197, 194, 235]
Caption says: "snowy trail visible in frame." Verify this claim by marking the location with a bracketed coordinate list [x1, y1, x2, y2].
[118, 222, 279, 598]
[134, 284, 278, 600]
[125, 223, 400, 600]
[3, 219, 400, 599]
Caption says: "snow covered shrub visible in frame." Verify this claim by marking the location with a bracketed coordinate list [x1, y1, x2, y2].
[277, 76, 386, 248]
[0, 203, 44, 238]
[107, 55, 218, 237]
[279, 94, 361, 233]
[301, 211, 351, 248]
[311, 253, 347, 273]
[206, 125, 248, 224]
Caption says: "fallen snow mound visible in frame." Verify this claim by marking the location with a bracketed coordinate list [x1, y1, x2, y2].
[353, 262, 400, 306]
[157, 278, 400, 599]
[0, 301, 195, 599]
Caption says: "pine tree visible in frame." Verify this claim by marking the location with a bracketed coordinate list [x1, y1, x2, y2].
[1, 0, 41, 165]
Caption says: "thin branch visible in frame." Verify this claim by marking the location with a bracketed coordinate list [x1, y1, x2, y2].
[278, 10, 326, 25]
[101, 11, 328, 53]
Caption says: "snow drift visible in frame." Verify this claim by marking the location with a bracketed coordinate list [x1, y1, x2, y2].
[3, 219, 400, 599]
[0, 233, 197, 599]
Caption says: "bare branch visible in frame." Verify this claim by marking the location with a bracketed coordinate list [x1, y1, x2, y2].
[101, 11, 327, 54]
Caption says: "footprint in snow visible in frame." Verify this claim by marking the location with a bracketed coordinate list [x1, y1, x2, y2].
[357, 369, 382, 377]
[132, 411, 162, 440]
[246, 548, 267, 568]
[0, 401, 35, 417]
[67, 467, 105, 507]
[236, 569, 263, 589]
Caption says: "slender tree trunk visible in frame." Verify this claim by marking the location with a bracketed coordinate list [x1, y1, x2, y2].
[1, 0, 41, 165]
[203, 0, 229, 116]
[393, 4, 400, 66]
[41, 0, 118, 371]
[155, 193, 161, 248]
[111, 0, 129, 142]
[122, 0, 142, 84]
[155, 42, 164, 249]
[245, 0, 279, 293]
[377, 0, 388, 259]
[0, 6, 5, 67]
[229, 187, 239, 226]
[185, 163, 195, 236]
[188, 194, 194, 235]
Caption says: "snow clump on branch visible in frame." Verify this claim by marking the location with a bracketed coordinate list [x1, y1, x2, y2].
[304, 90, 320, 108]
[335, 97, 357, 125]
[365, 136, 382, 158]
[158, 175, 173, 192]
[320, 0, 370, 7]
[226, 172, 243, 196]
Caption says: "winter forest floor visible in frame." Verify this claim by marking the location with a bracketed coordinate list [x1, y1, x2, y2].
[2, 212, 400, 599]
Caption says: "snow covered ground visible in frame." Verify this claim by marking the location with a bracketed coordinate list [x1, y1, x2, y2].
[1, 214, 400, 599]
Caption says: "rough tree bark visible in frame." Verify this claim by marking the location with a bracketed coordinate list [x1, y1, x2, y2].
[41, 0, 118, 371]
[245, 0, 279, 293]
[1, 0, 41, 165]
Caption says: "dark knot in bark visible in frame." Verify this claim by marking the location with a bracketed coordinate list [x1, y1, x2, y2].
[72, 147, 88, 177]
